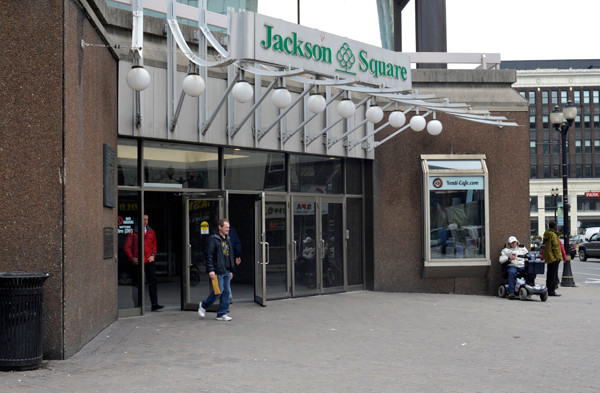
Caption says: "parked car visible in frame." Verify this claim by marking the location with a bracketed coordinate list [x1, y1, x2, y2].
[578, 233, 600, 261]
[582, 227, 600, 242]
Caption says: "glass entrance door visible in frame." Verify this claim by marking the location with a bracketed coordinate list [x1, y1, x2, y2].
[292, 197, 345, 295]
[255, 194, 288, 306]
[184, 193, 224, 310]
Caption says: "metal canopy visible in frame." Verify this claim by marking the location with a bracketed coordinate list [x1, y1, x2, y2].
[128, 0, 518, 156]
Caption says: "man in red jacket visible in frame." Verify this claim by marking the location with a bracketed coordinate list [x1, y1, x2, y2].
[124, 214, 164, 311]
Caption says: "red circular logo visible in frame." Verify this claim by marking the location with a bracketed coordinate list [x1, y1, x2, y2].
[432, 178, 443, 188]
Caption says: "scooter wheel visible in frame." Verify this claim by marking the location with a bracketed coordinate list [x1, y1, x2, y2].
[540, 292, 548, 302]
[519, 286, 529, 301]
[497, 285, 506, 298]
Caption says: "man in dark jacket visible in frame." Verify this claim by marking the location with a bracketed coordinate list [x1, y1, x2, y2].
[543, 220, 562, 297]
[198, 218, 235, 321]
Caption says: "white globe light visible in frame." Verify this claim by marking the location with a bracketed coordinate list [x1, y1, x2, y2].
[307, 94, 327, 113]
[389, 111, 406, 128]
[182, 73, 206, 97]
[271, 87, 292, 109]
[427, 120, 443, 135]
[365, 105, 384, 123]
[232, 81, 253, 103]
[126, 65, 150, 91]
[410, 115, 426, 132]
[337, 99, 356, 118]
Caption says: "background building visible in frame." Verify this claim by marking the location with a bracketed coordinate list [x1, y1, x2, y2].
[502, 60, 600, 237]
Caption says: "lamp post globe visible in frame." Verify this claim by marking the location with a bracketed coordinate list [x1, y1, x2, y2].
[426, 120, 443, 135]
[232, 81, 254, 103]
[271, 87, 292, 109]
[388, 110, 406, 128]
[337, 99, 356, 119]
[409, 115, 426, 132]
[182, 73, 206, 97]
[365, 105, 384, 123]
[307, 94, 326, 113]
[126, 65, 151, 91]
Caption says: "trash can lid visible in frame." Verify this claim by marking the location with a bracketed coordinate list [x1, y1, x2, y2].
[0, 271, 51, 278]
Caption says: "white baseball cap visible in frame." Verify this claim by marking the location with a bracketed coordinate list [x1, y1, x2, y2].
[508, 236, 518, 244]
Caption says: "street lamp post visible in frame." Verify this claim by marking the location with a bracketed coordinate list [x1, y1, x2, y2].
[551, 187, 559, 223]
[550, 100, 578, 287]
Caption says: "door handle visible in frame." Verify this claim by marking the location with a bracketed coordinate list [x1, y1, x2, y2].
[264, 241, 270, 265]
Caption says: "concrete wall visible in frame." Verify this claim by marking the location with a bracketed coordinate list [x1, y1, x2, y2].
[373, 69, 529, 295]
[0, 0, 118, 359]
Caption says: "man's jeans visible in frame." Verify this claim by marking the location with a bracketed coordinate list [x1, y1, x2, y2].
[507, 265, 536, 294]
[200, 272, 231, 317]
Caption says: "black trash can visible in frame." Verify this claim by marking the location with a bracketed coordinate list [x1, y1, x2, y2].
[0, 271, 51, 371]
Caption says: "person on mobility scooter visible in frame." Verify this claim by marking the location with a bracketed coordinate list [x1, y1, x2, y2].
[498, 236, 548, 301]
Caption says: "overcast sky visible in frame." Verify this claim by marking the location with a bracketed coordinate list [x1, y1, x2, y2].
[258, 0, 599, 61]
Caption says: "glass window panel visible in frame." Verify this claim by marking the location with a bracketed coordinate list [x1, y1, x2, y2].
[530, 140, 537, 154]
[542, 115, 549, 129]
[530, 166, 537, 178]
[290, 155, 343, 194]
[552, 165, 560, 178]
[346, 198, 363, 286]
[117, 190, 142, 310]
[529, 115, 536, 129]
[594, 115, 599, 128]
[575, 140, 582, 153]
[561, 91, 568, 104]
[595, 140, 600, 153]
[544, 165, 550, 178]
[346, 159, 362, 194]
[551, 90, 558, 104]
[118, 139, 138, 186]
[519, 91, 526, 99]
[542, 91, 548, 104]
[426, 160, 482, 170]
[530, 196, 538, 213]
[143, 141, 218, 189]
[574, 91, 581, 104]
[585, 115, 591, 129]
[594, 91, 600, 104]
[429, 188, 486, 260]
[584, 90, 590, 104]
[585, 165, 592, 177]
[576, 165, 583, 177]
[585, 139, 591, 153]
[224, 148, 286, 191]
[528, 91, 535, 105]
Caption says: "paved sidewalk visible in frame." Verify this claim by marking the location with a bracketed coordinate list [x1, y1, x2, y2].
[1, 287, 599, 392]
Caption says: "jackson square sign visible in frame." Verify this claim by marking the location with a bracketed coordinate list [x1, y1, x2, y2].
[229, 11, 412, 90]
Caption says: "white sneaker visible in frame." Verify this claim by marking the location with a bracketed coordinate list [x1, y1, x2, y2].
[215, 314, 232, 321]
[198, 305, 206, 318]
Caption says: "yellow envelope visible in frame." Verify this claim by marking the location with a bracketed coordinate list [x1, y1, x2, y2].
[211, 276, 221, 295]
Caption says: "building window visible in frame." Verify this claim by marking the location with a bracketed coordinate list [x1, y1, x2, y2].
[594, 115, 599, 128]
[596, 165, 600, 177]
[574, 91, 581, 104]
[530, 165, 537, 178]
[290, 154, 343, 194]
[542, 91, 549, 105]
[575, 140, 582, 153]
[224, 148, 286, 191]
[529, 115, 536, 129]
[551, 90, 558, 104]
[585, 165, 592, 177]
[585, 115, 591, 129]
[422, 156, 489, 268]
[529, 91, 535, 105]
[543, 142, 550, 155]
[561, 91, 568, 104]
[594, 90, 599, 104]
[552, 165, 560, 178]
[552, 141, 560, 155]
[578, 196, 599, 212]
[530, 196, 538, 212]
[542, 115, 549, 130]
[544, 165, 550, 178]
[576, 165, 583, 177]
[585, 139, 591, 153]
[595, 140, 600, 153]
[575, 115, 581, 128]
[519, 91, 526, 99]
[530, 140, 537, 154]
[584, 90, 590, 104]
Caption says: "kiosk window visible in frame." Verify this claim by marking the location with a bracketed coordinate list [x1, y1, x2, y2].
[422, 155, 490, 275]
